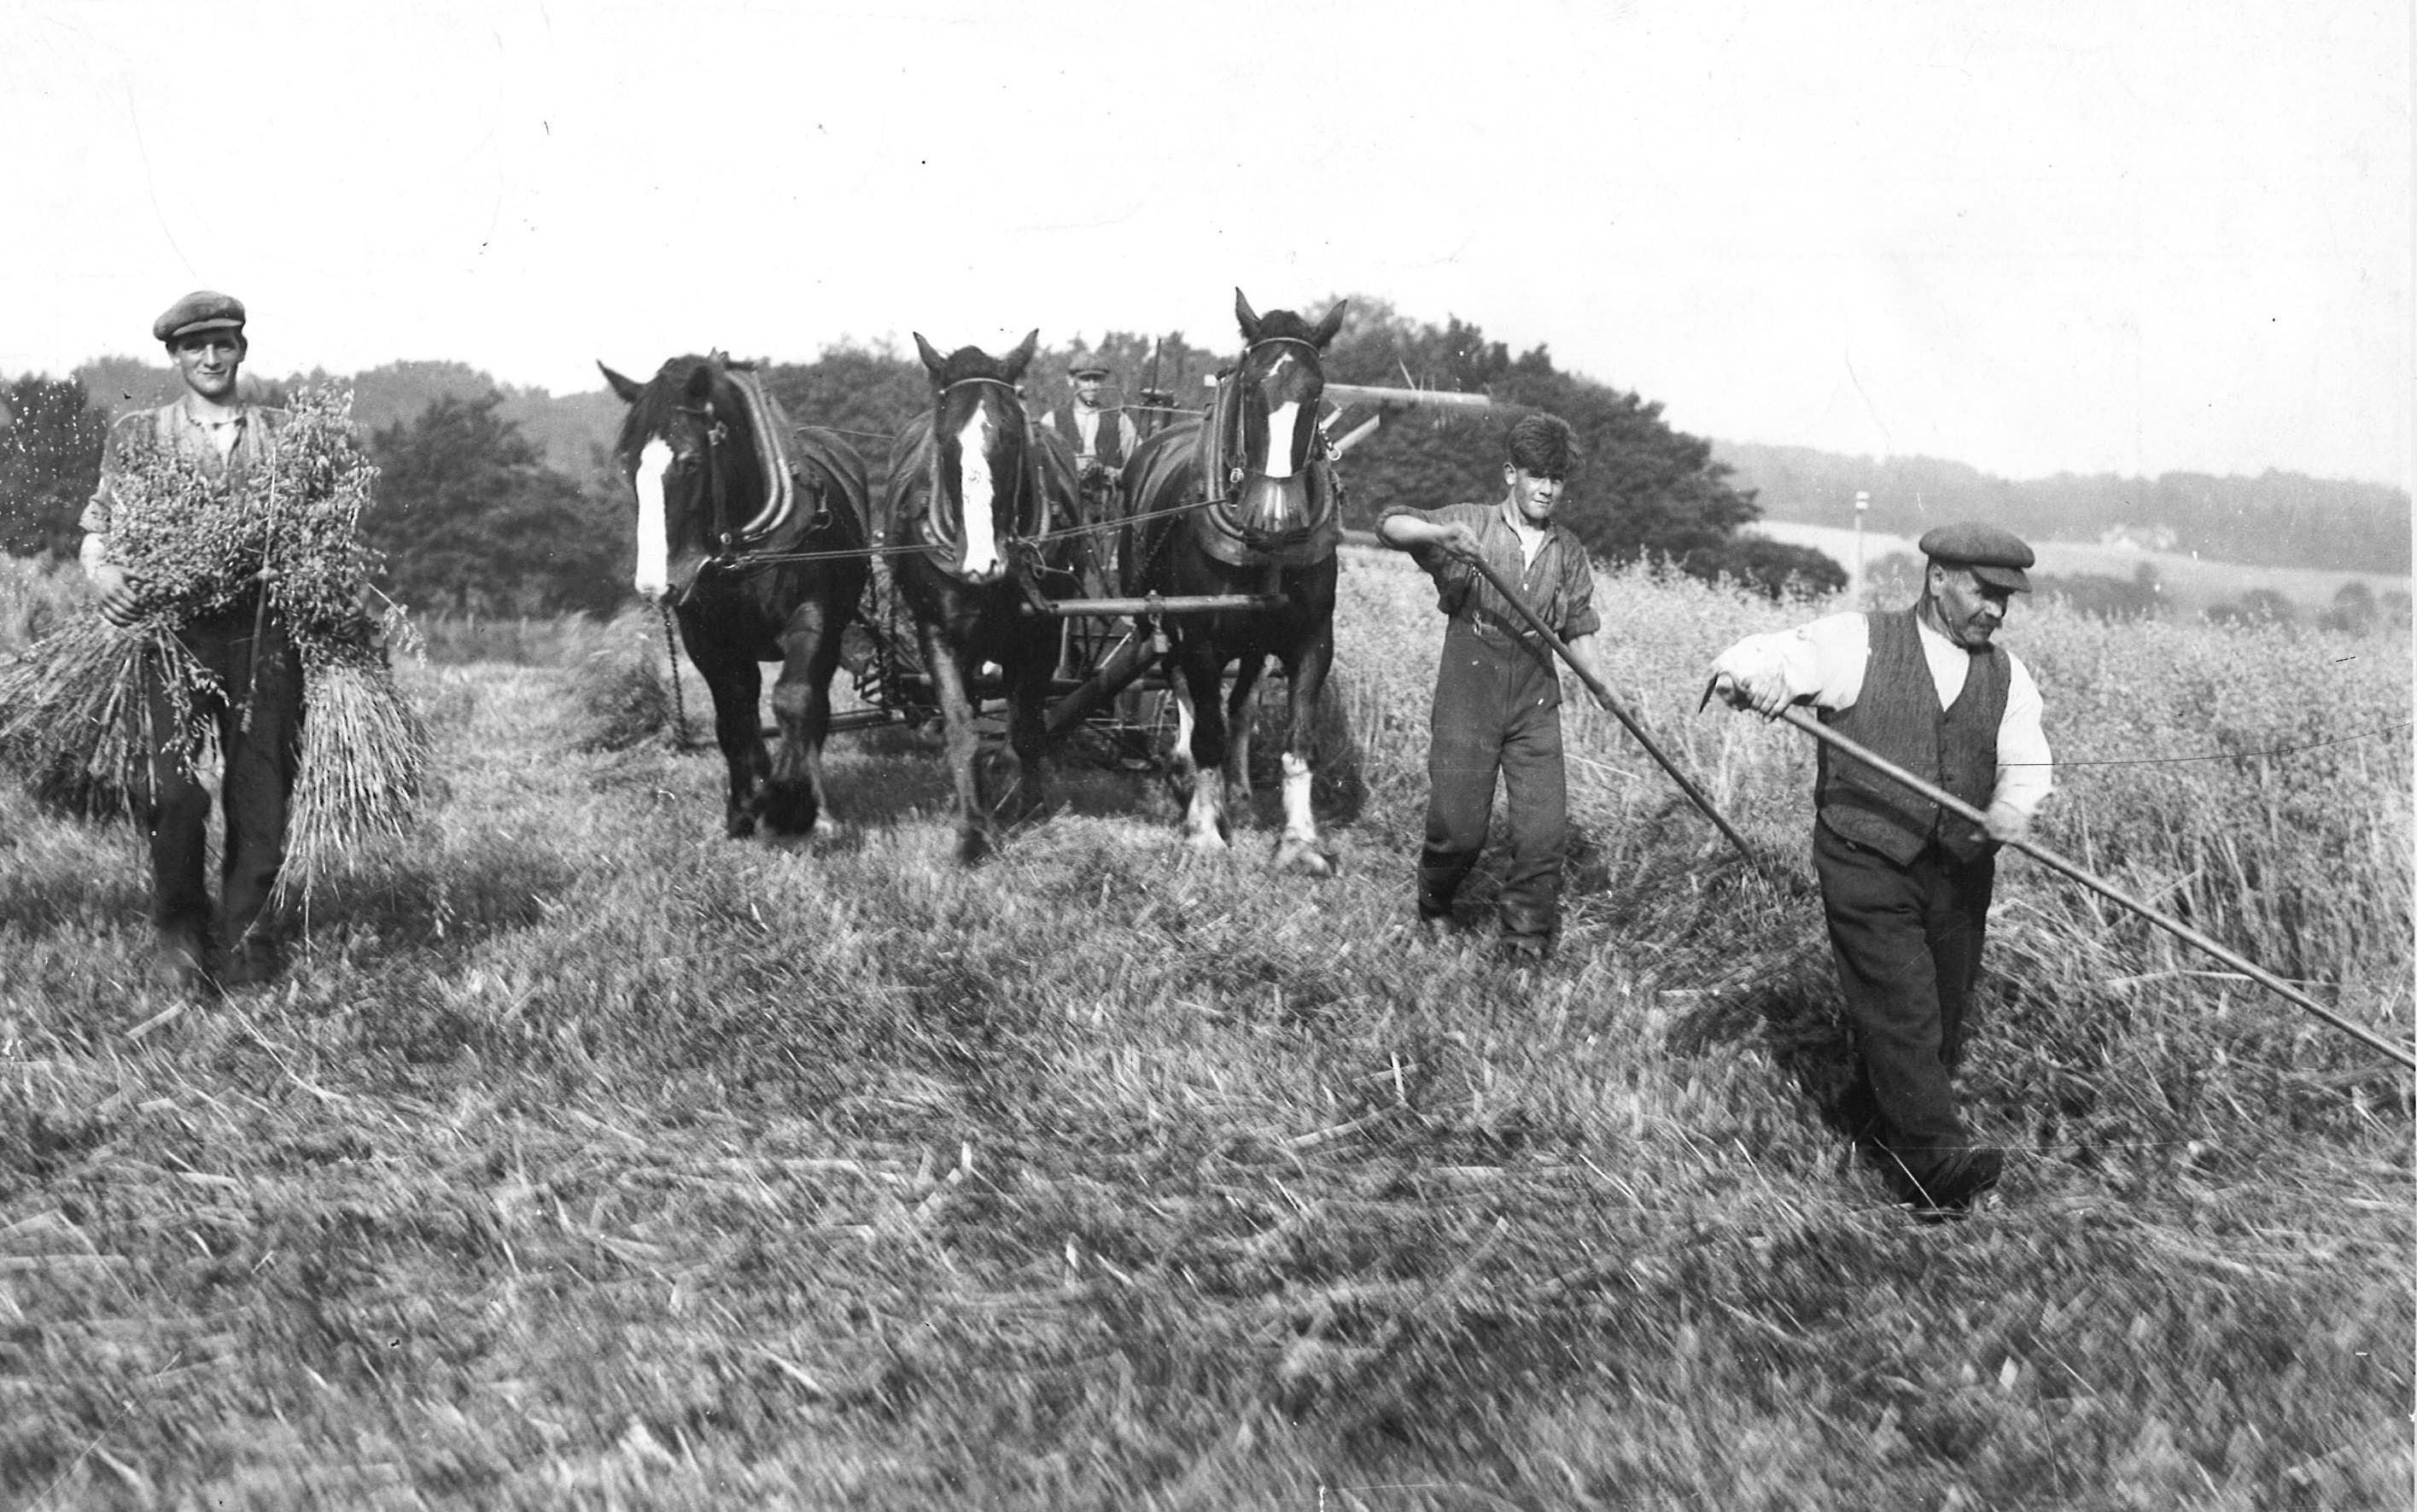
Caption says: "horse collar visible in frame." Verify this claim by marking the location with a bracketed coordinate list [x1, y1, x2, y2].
[682, 368, 815, 559]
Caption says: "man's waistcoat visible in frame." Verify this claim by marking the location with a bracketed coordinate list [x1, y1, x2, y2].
[1054, 405, 1124, 469]
[1817, 608, 2009, 865]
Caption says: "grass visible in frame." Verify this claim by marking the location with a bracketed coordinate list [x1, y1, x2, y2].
[0, 546, 2408, 1509]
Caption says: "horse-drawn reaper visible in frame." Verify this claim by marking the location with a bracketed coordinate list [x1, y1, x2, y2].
[600, 352, 871, 843]
[610, 301, 1481, 869]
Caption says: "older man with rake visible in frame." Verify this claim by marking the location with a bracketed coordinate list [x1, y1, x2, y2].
[79, 291, 299, 992]
[1709, 523, 2052, 1221]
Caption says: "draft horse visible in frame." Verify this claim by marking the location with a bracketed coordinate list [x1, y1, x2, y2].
[1118, 290, 1347, 872]
[600, 352, 871, 842]
[882, 330, 1083, 862]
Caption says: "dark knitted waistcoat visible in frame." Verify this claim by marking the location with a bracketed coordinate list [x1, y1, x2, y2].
[1055, 405, 1124, 468]
[1817, 608, 2010, 865]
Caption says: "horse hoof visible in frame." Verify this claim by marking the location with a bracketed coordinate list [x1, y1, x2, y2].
[765, 815, 840, 849]
[1185, 829, 1229, 855]
[1275, 839, 1333, 876]
[725, 814, 758, 840]
[957, 828, 995, 865]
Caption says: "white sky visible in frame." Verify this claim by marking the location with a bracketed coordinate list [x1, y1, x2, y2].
[6, 0, 2408, 486]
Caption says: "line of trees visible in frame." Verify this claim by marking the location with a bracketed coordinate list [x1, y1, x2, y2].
[757, 299, 1847, 600]
[87, 298, 2417, 616]
[0, 371, 629, 616]
[1311, 300, 1844, 598]
[0, 376, 109, 558]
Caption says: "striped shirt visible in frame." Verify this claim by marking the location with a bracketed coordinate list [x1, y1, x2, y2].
[1380, 498, 1602, 641]
[79, 397, 286, 542]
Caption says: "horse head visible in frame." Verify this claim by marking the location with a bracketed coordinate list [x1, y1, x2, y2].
[1220, 289, 1347, 552]
[601, 352, 786, 603]
[911, 330, 1042, 586]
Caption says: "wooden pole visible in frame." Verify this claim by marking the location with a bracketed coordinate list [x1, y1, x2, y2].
[1767, 703, 2417, 1071]
[1461, 554, 1760, 866]
[1321, 382, 1493, 412]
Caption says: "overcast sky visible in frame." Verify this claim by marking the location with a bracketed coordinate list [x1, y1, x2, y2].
[7, 0, 2408, 487]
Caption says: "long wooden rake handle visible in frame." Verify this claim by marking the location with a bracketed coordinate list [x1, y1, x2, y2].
[1767, 703, 2417, 1072]
[1460, 554, 1759, 866]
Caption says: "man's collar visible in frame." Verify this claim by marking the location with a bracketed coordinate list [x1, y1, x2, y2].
[1497, 495, 1543, 537]
[176, 391, 247, 426]
[1913, 604, 1983, 656]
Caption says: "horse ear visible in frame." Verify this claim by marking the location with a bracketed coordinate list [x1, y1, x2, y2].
[1001, 330, 1040, 381]
[599, 362, 643, 405]
[1309, 299, 1347, 349]
[1234, 288, 1261, 342]
[914, 333, 947, 381]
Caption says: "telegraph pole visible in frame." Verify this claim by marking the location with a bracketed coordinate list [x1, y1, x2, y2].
[1853, 489, 1869, 600]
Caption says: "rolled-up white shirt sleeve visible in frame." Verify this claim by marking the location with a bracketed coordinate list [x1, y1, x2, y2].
[1710, 612, 1871, 709]
[1994, 653, 2052, 818]
[1718, 612, 2053, 820]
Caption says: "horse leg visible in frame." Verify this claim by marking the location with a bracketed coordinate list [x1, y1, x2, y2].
[1172, 640, 1229, 851]
[696, 641, 769, 839]
[1221, 651, 1265, 833]
[923, 624, 996, 864]
[764, 596, 844, 843]
[999, 622, 1054, 827]
[1272, 622, 1335, 876]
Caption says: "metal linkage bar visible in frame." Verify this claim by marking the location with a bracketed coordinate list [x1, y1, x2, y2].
[1020, 593, 1288, 618]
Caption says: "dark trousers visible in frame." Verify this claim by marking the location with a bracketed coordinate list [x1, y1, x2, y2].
[1813, 820, 1996, 1173]
[1417, 621, 1567, 943]
[138, 606, 303, 962]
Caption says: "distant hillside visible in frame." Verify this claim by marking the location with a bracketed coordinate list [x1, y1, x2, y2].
[1716, 440, 2411, 575]
[68, 356, 621, 476]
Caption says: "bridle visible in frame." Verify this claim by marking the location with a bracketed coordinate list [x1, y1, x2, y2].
[673, 360, 807, 558]
[922, 373, 1045, 560]
[674, 402, 737, 550]
[1207, 334, 1328, 505]
[1134, 330, 1342, 576]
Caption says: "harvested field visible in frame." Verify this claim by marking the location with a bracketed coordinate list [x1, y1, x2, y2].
[1, 549, 2408, 1509]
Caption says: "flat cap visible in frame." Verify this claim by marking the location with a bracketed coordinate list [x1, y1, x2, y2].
[1919, 522, 2034, 593]
[153, 290, 247, 344]
[1069, 355, 1112, 378]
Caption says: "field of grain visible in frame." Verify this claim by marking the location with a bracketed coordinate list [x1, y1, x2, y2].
[1, 549, 2409, 1510]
